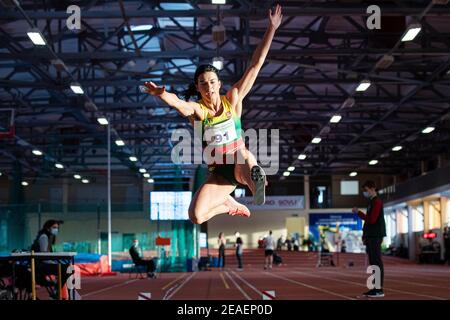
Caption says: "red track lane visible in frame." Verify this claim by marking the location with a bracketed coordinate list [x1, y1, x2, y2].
[310, 268, 450, 300]
[30, 252, 450, 300]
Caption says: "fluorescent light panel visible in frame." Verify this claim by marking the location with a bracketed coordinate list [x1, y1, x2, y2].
[356, 80, 371, 92]
[401, 24, 422, 42]
[70, 84, 84, 94]
[422, 127, 435, 134]
[27, 30, 46, 45]
[115, 139, 125, 146]
[212, 56, 224, 70]
[32, 150, 43, 156]
[330, 115, 342, 123]
[97, 117, 109, 125]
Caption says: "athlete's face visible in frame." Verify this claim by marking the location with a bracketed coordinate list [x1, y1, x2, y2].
[196, 72, 221, 101]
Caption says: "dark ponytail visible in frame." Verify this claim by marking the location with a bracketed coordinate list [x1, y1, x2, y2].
[184, 83, 201, 101]
[184, 64, 220, 101]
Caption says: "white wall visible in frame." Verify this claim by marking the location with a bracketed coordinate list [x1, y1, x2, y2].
[207, 208, 353, 249]
[207, 209, 301, 249]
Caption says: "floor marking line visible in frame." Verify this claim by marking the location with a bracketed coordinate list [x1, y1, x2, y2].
[220, 272, 230, 289]
[82, 279, 138, 297]
[386, 267, 450, 274]
[230, 270, 263, 298]
[311, 269, 447, 300]
[266, 271, 355, 300]
[164, 272, 196, 300]
[382, 277, 450, 290]
[162, 274, 187, 291]
[224, 271, 251, 300]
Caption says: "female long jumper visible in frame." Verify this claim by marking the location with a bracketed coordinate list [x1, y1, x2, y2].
[143, 5, 283, 224]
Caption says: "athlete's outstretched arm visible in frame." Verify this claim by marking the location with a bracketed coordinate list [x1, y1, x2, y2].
[144, 81, 204, 120]
[226, 4, 283, 116]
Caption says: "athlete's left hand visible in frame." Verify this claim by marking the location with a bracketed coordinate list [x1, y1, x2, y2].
[269, 4, 283, 30]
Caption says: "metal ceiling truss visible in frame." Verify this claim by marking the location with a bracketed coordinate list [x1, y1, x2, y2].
[0, 0, 449, 184]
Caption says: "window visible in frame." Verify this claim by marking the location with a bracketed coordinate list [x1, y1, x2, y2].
[429, 201, 441, 230]
[446, 198, 450, 226]
[396, 208, 408, 234]
[340, 180, 359, 195]
[199, 233, 207, 248]
[167, 59, 196, 75]
[158, 3, 194, 28]
[412, 205, 424, 232]
[316, 186, 327, 204]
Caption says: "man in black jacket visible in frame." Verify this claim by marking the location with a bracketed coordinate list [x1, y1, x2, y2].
[353, 180, 386, 298]
[129, 240, 156, 278]
[444, 226, 450, 265]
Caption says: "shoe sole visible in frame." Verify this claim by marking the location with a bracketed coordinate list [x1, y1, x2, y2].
[361, 293, 385, 298]
[251, 166, 266, 205]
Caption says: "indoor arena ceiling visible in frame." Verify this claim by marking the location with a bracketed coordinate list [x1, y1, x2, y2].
[0, 0, 450, 184]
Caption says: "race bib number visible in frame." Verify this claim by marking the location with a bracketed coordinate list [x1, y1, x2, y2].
[204, 118, 237, 146]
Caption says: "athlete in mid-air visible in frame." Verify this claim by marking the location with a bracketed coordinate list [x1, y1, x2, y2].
[143, 5, 283, 224]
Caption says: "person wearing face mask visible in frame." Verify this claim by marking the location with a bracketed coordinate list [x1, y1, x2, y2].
[31, 219, 62, 253]
[31, 219, 70, 299]
[352, 181, 386, 298]
[129, 240, 156, 278]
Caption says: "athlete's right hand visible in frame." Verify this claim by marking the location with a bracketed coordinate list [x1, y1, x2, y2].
[143, 81, 166, 96]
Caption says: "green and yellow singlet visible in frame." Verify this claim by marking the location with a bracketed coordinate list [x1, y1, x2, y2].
[198, 96, 244, 160]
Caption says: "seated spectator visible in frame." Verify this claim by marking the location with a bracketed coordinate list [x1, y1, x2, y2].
[129, 240, 156, 278]
[419, 238, 440, 264]
[31, 219, 71, 299]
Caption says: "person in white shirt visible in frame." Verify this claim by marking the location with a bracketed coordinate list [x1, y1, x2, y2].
[264, 230, 275, 269]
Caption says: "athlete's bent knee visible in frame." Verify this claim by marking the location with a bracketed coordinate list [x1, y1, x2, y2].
[189, 208, 206, 225]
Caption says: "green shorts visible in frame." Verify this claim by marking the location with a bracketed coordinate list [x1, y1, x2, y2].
[208, 164, 241, 186]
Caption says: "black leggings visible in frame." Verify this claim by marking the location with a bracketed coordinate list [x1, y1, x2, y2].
[365, 238, 384, 288]
[218, 245, 225, 268]
[444, 243, 450, 262]
[236, 253, 243, 269]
